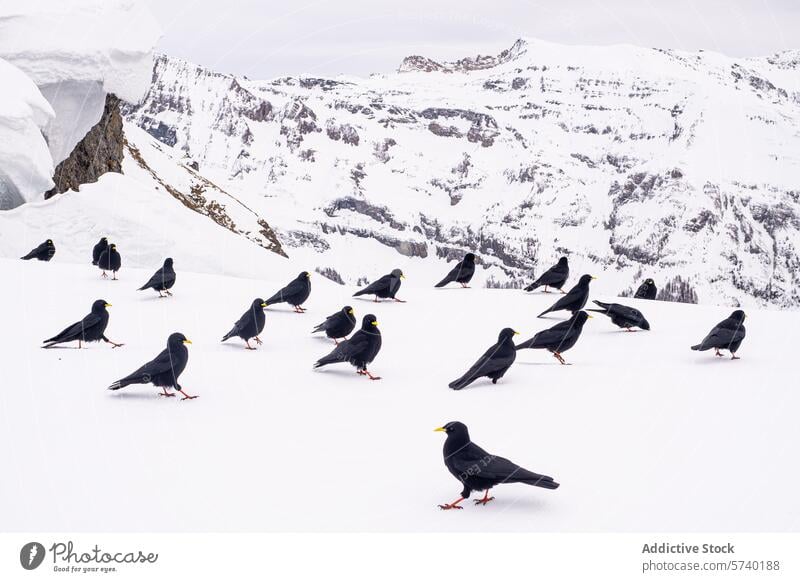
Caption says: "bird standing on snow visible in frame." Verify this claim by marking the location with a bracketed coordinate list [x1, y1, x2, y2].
[449, 328, 519, 390]
[587, 300, 650, 331]
[353, 268, 405, 302]
[538, 274, 595, 318]
[108, 332, 197, 400]
[92, 237, 108, 265]
[312, 305, 356, 344]
[265, 271, 311, 313]
[435, 253, 476, 288]
[516, 311, 591, 365]
[21, 239, 56, 261]
[98, 243, 121, 279]
[435, 421, 559, 510]
[42, 299, 123, 349]
[314, 314, 382, 379]
[221, 298, 267, 349]
[138, 258, 177, 297]
[525, 256, 569, 293]
[634, 278, 657, 300]
[691, 310, 746, 360]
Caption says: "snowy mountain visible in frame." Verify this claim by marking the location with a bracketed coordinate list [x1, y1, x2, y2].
[123, 39, 800, 308]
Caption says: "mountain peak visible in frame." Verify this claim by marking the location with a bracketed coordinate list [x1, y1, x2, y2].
[398, 38, 529, 74]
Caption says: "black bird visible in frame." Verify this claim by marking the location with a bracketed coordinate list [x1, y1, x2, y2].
[525, 256, 569, 293]
[435, 253, 476, 288]
[92, 237, 108, 265]
[98, 243, 121, 279]
[538, 274, 595, 318]
[449, 328, 519, 390]
[312, 305, 356, 344]
[516, 311, 591, 365]
[21, 239, 55, 261]
[138, 258, 176, 297]
[587, 300, 650, 331]
[691, 310, 746, 360]
[108, 332, 197, 400]
[221, 298, 267, 349]
[314, 314, 382, 379]
[353, 268, 405, 302]
[435, 421, 559, 510]
[634, 278, 657, 300]
[42, 299, 123, 349]
[265, 271, 311, 313]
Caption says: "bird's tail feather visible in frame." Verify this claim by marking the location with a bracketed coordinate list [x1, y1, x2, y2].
[523, 475, 560, 489]
[691, 344, 708, 351]
[352, 289, 367, 297]
[524, 282, 539, 292]
[591, 299, 611, 310]
[537, 307, 552, 318]
[434, 277, 450, 288]
[448, 374, 475, 390]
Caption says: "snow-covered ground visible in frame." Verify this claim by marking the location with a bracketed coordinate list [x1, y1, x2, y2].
[1, 257, 798, 532]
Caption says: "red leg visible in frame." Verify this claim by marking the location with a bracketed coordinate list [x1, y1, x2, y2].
[179, 389, 198, 401]
[254, 336, 263, 345]
[439, 497, 465, 510]
[364, 370, 381, 380]
[731, 353, 740, 360]
[474, 490, 495, 505]
[245, 339, 256, 350]
[553, 352, 569, 365]
[158, 389, 175, 398]
[393, 298, 406, 303]
[101, 271, 108, 278]
[334, 338, 340, 345]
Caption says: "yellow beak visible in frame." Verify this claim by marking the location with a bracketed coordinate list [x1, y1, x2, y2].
[434, 427, 446, 432]
[591, 276, 598, 280]
[105, 303, 112, 308]
[348, 309, 354, 314]
[513, 331, 520, 335]
[587, 314, 594, 318]
[371, 321, 379, 326]
[261, 303, 267, 308]
[183, 339, 193, 344]
[400, 275, 406, 279]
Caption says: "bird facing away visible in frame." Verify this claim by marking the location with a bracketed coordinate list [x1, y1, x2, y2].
[98, 243, 121, 279]
[221, 298, 267, 349]
[538, 274, 595, 318]
[449, 328, 519, 390]
[42, 299, 123, 349]
[634, 278, 657, 300]
[92, 237, 108, 265]
[435, 253, 476, 288]
[138, 257, 176, 297]
[516, 311, 591, 365]
[312, 305, 356, 344]
[525, 256, 569, 293]
[435, 421, 559, 510]
[691, 310, 746, 359]
[108, 332, 197, 400]
[587, 300, 650, 331]
[314, 314, 382, 379]
[21, 239, 55, 261]
[265, 271, 311, 313]
[353, 268, 405, 302]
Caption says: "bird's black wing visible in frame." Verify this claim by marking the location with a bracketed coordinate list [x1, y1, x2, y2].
[222, 309, 253, 341]
[539, 285, 583, 316]
[266, 277, 304, 304]
[435, 261, 463, 287]
[353, 274, 391, 297]
[312, 312, 338, 333]
[516, 319, 574, 350]
[44, 312, 103, 344]
[693, 322, 746, 351]
[450, 446, 559, 489]
[138, 269, 161, 290]
[108, 348, 175, 390]
[20, 243, 45, 260]
[449, 342, 511, 389]
[314, 332, 370, 367]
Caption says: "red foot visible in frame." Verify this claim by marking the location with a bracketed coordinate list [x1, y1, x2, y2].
[474, 492, 495, 506]
[179, 390, 198, 401]
[158, 392, 176, 398]
[438, 497, 465, 510]
[393, 298, 406, 303]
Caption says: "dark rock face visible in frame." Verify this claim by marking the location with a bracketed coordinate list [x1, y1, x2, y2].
[45, 94, 124, 198]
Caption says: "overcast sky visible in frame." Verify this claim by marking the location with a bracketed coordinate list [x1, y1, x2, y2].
[146, 0, 799, 79]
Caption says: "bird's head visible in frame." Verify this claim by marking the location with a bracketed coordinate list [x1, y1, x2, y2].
[579, 274, 596, 285]
[573, 311, 591, 326]
[100, 237, 108, 243]
[362, 314, 378, 329]
[299, 271, 310, 279]
[168, 332, 192, 346]
[92, 299, 111, 311]
[645, 278, 654, 285]
[391, 268, 404, 279]
[164, 257, 173, 267]
[110, 244, 116, 250]
[499, 327, 520, 341]
[46, 239, 53, 245]
[730, 310, 746, 323]
[253, 298, 267, 309]
[434, 421, 469, 440]
[464, 253, 476, 262]
[639, 315, 651, 330]
[342, 305, 355, 317]
[558, 256, 568, 265]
